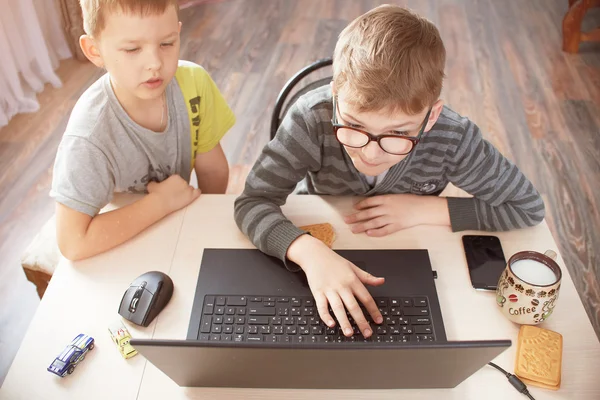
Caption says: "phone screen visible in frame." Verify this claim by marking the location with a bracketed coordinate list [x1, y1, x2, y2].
[462, 235, 507, 290]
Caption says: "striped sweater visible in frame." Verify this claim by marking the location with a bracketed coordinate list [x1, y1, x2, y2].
[234, 85, 545, 267]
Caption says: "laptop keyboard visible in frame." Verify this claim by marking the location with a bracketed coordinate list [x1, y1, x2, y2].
[198, 295, 435, 344]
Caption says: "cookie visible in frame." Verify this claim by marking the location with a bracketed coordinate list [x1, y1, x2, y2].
[514, 325, 562, 390]
[299, 223, 335, 248]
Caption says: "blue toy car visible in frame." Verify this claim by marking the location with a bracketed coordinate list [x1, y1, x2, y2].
[47, 334, 95, 377]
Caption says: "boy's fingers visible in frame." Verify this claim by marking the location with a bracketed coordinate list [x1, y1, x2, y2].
[344, 207, 382, 224]
[314, 293, 335, 327]
[327, 293, 353, 337]
[340, 290, 371, 337]
[353, 284, 383, 325]
[366, 224, 396, 237]
[353, 264, 385, 286]
[350, 216, 388, 234]
[354, 195, 385, 210]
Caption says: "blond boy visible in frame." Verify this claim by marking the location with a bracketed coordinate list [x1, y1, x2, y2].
[51, 0, 235, 260]
[235, 6, 544, 339]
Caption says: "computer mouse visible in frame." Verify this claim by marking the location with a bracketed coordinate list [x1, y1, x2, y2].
[118, 271, 174, 327]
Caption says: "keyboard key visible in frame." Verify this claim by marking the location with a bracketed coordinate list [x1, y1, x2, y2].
[417, 335, 434, 342]
[286, 326, 297, 335]
[303, 307, 315, 316]
[227, 296, 247, 306]
[212, 325, 222, 333]
[215, 307, 225, 315]
[248, 316, 269, 325]
[216, 296, 226, 306]
[249, 307, 276, 316]
[271, 317, 282, 325]
[273, 326, 283, 334]
[225, 317, 234, 324]
[235, 326, 245, 334]
[401, 326, 413, 334]
[386, 317, 396, 325]
[236, 308, 246, 315]
[260, 325, 271, 334]
[251, 297, 262, 302]
[401, 298, 412, 307]
[401, 335, 412, 342]
[203, 305, 214, 315]
[411, 317, 431, 325]
[265, 297, 276, 302]
[312, 326, 324, 335]
[293, 335, 305, 343]
[226, 307, 236, 315]
[309, 317, 320, 325]
[397, 317, 409, 325]
[199, 334, 210, 341]
[213, 316, 223, 324]
[305, 299, 314, 306]
[376, 326, 388, 335]
[391, 308, 402, 316]
[235, 317, 245, 324]
[278, 308, 289, 316]
[376, 298, 388, 307]
[223, 325, 233, 334]
[200, 316, 212, 333]
[277, 297, 289, 303]
[414, 297, 428, 307]
[204, 296, 215, 306]
[390, 298, 400, 307]
[291, 308, 301, 316]
[222, 334, 232, 341]
[415, 326, 432, 334]
[310, 336, 320, 343]
[211, 334, 221, 341]
[300, 326, 310, 335]
[291, 297, 302, 306]
[390, 327, 401, 335]
[266, 335, 278, 342]
[283, 335, 292, 343]
[248, 326, 258, 334]
[247, 335, 263, 342]
[233, 334, 244, 342]
[284, 317, 295, 325]
[404, 307, 428, 316]
[297, 317, 307, 325]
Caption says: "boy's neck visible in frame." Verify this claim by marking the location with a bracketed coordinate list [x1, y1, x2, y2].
[109, 76, 167, 132]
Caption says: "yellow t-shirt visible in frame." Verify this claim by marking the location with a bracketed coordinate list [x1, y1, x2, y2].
[175, 61, 235, 170]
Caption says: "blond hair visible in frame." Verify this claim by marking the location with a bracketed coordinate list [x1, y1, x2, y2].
[80, 0, 179, 37]
[333, 5, 446, 115]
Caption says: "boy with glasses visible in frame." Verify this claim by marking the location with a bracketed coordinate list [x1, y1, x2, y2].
[234, 5, 544, 339]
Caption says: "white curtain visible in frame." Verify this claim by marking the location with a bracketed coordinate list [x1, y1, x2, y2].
[0, 0, 72, 127]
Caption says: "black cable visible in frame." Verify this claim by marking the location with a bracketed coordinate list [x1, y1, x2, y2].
[487, 362, 536, 400]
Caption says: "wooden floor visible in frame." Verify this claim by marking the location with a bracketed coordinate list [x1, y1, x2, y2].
[1, 0, 599, 386]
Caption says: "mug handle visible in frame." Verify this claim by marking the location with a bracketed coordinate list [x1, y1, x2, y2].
[544, 250, 557, 260]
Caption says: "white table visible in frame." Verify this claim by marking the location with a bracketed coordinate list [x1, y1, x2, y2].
[2, 195, 599, 400]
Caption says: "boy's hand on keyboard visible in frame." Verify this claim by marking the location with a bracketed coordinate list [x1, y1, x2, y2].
[344, 194, 450, 237]
[287, 235, 385, 338]
[148, 174, 201, 214]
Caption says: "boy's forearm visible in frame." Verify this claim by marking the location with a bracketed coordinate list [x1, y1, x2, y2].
[61, 194, 170, 260]
[196, 166, 229, 194]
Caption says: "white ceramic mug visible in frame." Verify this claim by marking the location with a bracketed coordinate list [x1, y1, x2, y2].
[496, 250, 562, 325]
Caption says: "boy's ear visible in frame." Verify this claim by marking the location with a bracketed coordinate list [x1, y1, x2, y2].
[79, 35, 104, 68]
[424, 99, 444, 132]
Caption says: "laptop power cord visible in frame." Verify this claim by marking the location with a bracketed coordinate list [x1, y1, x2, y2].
[487, 362, 536, 400]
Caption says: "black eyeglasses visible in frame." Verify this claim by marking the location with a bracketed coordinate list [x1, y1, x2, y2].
[331, 96, 432, 156]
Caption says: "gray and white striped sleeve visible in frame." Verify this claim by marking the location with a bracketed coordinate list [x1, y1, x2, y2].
[234, 99, 322, 270]
[446, 121, 545, 231]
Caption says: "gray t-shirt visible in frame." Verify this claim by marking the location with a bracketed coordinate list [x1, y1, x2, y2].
[51, 73, 191, 216]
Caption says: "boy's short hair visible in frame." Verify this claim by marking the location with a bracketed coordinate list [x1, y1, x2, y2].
[333, 5, 446, 115]
[80, 0, 179, 37]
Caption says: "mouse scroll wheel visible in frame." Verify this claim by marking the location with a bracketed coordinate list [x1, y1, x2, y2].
[131, 297, 139, 312]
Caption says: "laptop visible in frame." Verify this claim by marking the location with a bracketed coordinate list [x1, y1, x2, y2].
[131, 249, 510, 389]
